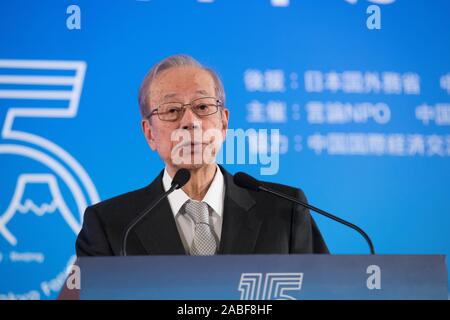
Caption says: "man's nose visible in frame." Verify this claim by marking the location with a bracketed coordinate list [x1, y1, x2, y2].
[179, 106, 201, 130]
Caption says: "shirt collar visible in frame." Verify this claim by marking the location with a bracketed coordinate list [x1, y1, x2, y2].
[162, 165, 225, 218]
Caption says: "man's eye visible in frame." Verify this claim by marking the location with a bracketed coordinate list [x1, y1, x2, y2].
[197, 104, 209, 111]
[168, 107, 180, 113]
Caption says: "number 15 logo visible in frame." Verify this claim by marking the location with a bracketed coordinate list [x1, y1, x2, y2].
[238, 273, 303, 300]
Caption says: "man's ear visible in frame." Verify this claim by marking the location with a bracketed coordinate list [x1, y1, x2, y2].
[221, 107, 229, 137]
[141, 119, 157, 151]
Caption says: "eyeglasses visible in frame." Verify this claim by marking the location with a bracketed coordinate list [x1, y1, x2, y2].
[146, 96, 223, 122]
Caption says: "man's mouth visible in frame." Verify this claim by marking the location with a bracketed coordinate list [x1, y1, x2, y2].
[178, 141, 208, 148]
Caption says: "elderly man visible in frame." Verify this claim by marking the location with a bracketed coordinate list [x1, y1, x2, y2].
[76, 54, 328, 256]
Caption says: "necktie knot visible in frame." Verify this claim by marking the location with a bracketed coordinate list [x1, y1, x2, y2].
[185, 200, 209, 225]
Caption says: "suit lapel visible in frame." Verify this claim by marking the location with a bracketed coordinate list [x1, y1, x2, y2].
[133, 170, 186, 255]
[218, 166, 261, 254]
[132, 166, 261, 255]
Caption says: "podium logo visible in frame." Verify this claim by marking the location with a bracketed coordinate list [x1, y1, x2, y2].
[238, 273, 303, 300]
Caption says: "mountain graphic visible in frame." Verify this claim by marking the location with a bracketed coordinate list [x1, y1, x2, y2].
[0, 174, 81, 246]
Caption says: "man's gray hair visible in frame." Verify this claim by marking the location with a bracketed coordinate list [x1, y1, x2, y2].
[138, 54, 226, 118]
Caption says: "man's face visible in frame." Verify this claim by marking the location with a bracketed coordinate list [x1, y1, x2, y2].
[142, 66, 229, 171]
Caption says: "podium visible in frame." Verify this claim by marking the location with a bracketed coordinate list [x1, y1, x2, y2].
[62, 254, 448, 300]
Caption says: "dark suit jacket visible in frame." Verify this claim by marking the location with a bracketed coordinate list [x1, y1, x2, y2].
[76, 165, 329, 256]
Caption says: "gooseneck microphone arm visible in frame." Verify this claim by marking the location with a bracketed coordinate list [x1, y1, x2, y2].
[234, 172, 375, 255]
[259, 184, 375, 255]
[120, 169, 191, 256]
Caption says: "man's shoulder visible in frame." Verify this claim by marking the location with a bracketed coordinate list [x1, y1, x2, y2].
[90, 169, 164, 213]
[258, 179, 307, 201]
[91, 185, 151, 212]
[221, 165, 308, 205]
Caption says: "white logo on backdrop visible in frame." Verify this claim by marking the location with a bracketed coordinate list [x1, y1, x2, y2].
[0, 59, 99, 299]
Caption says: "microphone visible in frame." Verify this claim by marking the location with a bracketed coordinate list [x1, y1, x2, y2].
[234, 172, 375, 254]
[120, 168, 191, 256]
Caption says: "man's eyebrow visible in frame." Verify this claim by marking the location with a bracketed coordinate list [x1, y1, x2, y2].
[162, 93, 178, 100]
[162, 90, 211, 100]
[195, 90, 209, 96]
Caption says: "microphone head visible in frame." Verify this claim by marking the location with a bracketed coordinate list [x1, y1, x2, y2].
[233, 172, 261, 191]
[171, 168, 191, 189]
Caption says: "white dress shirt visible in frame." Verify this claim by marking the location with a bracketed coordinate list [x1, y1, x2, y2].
[162, 165, 225, 254]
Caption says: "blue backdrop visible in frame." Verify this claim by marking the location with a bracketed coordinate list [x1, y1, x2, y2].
[0, 0, 449, 299]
